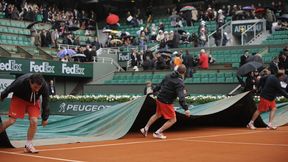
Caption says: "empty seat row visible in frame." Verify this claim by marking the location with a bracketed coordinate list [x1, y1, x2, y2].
[0, 39, 32, 46]
[0, 27, 30, 35]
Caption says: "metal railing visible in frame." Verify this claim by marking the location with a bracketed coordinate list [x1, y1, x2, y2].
[241, 20, 266, 45]
[96, 47, 120, 56]
[208, 20, 232, 47]
[57, 44, 80, 50]
[149, 44, 159, 51]
[94, 56, 124, 71]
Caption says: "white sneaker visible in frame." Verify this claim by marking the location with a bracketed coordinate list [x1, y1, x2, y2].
[247, 123, 256, 130]
[140, 128, 148, 137]
[266, 125, 277, 130]
[153, 132, 167, 139]
[24, 144, 39, 154]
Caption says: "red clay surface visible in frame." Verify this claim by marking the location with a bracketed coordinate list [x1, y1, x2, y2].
[0, 126, 287, 162]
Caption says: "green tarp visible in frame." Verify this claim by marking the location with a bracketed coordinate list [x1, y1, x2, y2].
[1, 92, 288, 148]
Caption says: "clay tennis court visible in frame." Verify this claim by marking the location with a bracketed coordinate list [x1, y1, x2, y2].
[0, 126, 287, 162]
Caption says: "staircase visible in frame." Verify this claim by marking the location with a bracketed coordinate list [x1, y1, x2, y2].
[247, 30, 271, 45]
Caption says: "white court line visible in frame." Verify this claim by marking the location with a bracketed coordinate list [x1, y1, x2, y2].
[0, 150, 85, 162]
[39, 131, 262, 152]
[182, 139, 288, 147]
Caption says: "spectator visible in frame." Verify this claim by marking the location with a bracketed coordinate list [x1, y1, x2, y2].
[182, 10, 192, 26]
[150, 23, 157, 41]
[155, 53, 167, 70]
[244, 71, 259, 93]
[265, 8, 276, 33]
[191, 33, 199, 47]
[144, 81, 153, 95]
[199, 49, 209, 69]
[269, 56, 279, 75]
[183, 50, 194, 78]
[84, 45, 92, 62]
[90, 46, 98, 62]
[278, 52, 288, 74]
[156, 30, 164, 43]
[213, 29, 222, 46]
[198, 21, 208, 47]
[131, 49, 141, 71]
[11, 6, 19, 20]
[91, 37, 101, 50]
[172, 30, 180, 48]
[240, 50, 250, 67]
[222, 32, 229, 46]
[48, 80, 56, 96]
[61, 54, 70, 62]
[158, 22, 165, 31]
[216, 9, 225, 28]
[173, 52, 183, 70]
[51, 29, 59, 48]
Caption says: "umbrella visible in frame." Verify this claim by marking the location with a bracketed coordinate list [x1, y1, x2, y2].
[169, 14, 180, 20]
[278, 14, 288, 21]
[158, 49, 172, 54]
[71, 54, 86, 58]
[111, 30, 120, 34]
[237, 61, 263, 77]
[57, 49, 76, 58]
[110, 39, 122, 44]
[103, 29, 113, 33]
[242, 6, 255, 10]
[180, 6, 195, 12]
[235, 10, 245, 15]
[255, 8, 265, 14]
[106, 14, 119, 25]
[177, 29, 186, 35]
[67, 25, 80, 31]
[27, 21, 42, 29]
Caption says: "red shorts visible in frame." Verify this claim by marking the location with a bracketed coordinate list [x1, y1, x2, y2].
[156, 99, 176, 119]
[9, 96, 40, 119]
[258, 97, 276, 112]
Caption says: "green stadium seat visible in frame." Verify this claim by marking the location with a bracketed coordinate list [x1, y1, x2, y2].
[192, 78, 201, 83]
[225, 77, 234, 83]
[201, 78, 209, 83]
[216, 77, 225, 83]
[209, 77, 217, 83]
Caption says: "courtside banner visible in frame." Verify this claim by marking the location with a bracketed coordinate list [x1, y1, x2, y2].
[49, 101, 116, 115]
[0, 57, 93, 78]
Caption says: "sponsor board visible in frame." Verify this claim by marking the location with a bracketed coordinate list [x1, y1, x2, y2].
[0, 57, 92, 78]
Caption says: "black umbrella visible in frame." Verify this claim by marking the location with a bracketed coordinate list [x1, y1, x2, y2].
[177, 29, 186, 35]
[67, 25, 80, 31]
[278, 14, 288, 21]
[27, 21, 43, 29]
[237, 61, 263, 77]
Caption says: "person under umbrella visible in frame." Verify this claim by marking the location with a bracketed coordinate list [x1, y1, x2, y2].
[57, 49, 76, 58]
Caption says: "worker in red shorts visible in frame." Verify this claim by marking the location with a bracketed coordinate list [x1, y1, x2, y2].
[247, 70, 288, 130]
[0, 73, 49, 153]
[140, 65, 190, 139]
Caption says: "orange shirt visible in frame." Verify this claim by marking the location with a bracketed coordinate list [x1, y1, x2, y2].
[174, 56, 182, 66]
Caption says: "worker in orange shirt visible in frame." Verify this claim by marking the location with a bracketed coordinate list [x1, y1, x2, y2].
[173, 51, 183, 70]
